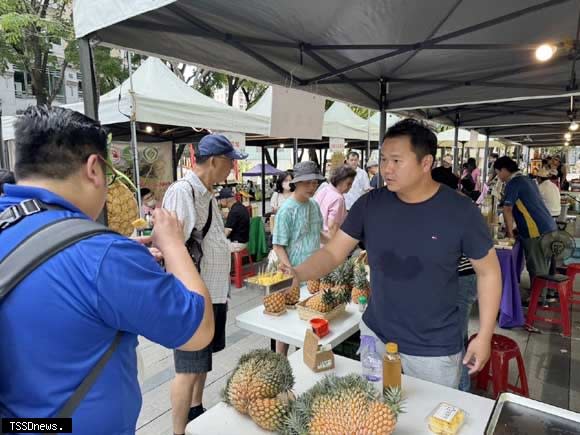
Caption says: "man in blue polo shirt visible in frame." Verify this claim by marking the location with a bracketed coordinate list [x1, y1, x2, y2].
[289, 119, 502, 389]
[494, 156, 557, 282]
[0, 106, 214, 435]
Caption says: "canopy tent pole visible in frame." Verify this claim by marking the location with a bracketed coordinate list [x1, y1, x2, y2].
[293, 138, 299, 164]
[482, 132, 490, 185]
[79, 36, 107, 224]
[261, 145, 266, 216]
[377, 79, 387, 188]
[127, 51, 143, 218]
[526, 146, 531, 173]
[460, 142, 465, 168]
[0, 102, 5, 170]
[366, 115, 371, 165]
[452, 113, 460, 174]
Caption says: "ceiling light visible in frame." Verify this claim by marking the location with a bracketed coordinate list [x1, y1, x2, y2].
[570, 121, 579, 131]
[535, 43, 556, 62]
[279, 143, 284, 148]
[564, 132, 572, 141]
[565, 141, 570, 146]
[145, 125, 153, 133]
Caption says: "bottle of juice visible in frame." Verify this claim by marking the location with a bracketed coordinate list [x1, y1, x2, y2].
[383, 342, 401, 389]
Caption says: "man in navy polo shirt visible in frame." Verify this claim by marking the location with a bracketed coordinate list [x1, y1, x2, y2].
[0, 106, 214, 434]
[290, 119, 502, 388]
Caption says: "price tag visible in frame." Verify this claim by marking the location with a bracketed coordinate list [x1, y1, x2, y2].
[433, 403, 459, 423]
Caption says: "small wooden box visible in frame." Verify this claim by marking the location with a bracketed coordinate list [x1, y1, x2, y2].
[303, 329, 335, 373]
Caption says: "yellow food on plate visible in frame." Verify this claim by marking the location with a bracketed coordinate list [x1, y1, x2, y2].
[132, 218, 148, 230]
[428, 403, 465, 434]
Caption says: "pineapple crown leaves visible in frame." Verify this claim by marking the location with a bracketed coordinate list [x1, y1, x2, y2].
[383, 386, 406, 418]
[336, 288, 351, 305]
[321, 288, 337, 305]
[354, 263, 369, 288]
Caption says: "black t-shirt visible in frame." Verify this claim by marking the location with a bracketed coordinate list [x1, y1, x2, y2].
[341, 185, 493, 356]
[431, 166, 459, 190]
[225, 202, 250, 243]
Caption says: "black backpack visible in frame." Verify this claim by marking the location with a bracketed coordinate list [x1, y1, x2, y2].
[0, 199, 121, 432]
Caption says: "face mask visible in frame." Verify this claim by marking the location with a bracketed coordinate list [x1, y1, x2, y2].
[282, 181, 291, 191]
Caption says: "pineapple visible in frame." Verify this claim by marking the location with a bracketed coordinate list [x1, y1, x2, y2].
[284, 286, 300, 306]
[264, 291, 286, 313]
[306, 279, 320, 294]
[305, 289, 337, 313]
[248, 397, 288, 431]
[332, 264, 352, 297]
[319, 273, 335, 293]
[223, 349, 294, 417]
[282, 374, 403, 435]
[352, 263, 371, 304]
[106, 180, 139, 237]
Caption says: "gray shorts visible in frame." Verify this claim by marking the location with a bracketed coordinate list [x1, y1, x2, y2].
[360, 320, 462, 389]
[173, 303, 227, 374]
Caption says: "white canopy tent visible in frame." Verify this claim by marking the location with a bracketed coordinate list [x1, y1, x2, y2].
[437, 128, 504, 148]
[1, 57, 270, 142]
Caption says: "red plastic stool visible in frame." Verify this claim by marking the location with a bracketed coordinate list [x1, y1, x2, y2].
[470, 334, 529, 399]
[565, 263, 580, 305]
[525, 275, 571, 337]
[230, 248, 256, 288]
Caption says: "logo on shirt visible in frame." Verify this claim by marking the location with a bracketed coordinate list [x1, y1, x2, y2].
[431, 235, 438, 240]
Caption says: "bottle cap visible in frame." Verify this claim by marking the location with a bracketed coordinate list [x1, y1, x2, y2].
[386, 342, 398, 353]
[358, 295, 368, 304]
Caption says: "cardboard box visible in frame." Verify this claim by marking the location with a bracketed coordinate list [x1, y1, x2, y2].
[303, 329, 335, 373]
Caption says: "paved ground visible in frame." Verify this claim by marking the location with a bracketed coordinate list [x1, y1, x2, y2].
[136, 272, 580, 435]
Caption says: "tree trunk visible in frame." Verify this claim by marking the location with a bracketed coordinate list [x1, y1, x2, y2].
[48, 60, 68, 105]
[31, 68, 48, 106]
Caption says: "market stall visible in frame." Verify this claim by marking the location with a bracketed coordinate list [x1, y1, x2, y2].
[185, 349, 495, 435]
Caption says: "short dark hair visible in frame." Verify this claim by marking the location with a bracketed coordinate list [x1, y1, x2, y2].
[347, 151, 359, 159]
[140, 187, 152, 197]
[14, 106, 109, 180]
[13, 106, 108, 180]
[0, 169, 16, 195]
[383, 118, 437, 162]
[493, 156, 519, 173]
[275, 171, 294, 193]
[330, 165, 357, 187]
[194, 154, 211, 165]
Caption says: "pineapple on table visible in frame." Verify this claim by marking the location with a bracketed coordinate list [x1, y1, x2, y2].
[106, 180, 139, 237]
[332, 263, 352, 297]
[319, 273, 335, 293]
[306, 279, 320, 294]
[305, 288, 337, 313]
[223, 350, 294, 432]
[352, 263, 371, 303]
[284, 286, 300, 306]
[264, 291, 286, 314]
[283, 374, 403, 435]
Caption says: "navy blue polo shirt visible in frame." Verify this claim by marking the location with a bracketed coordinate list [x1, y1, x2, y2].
[0, 185, 205, 435]
[342, 186, 493, 357]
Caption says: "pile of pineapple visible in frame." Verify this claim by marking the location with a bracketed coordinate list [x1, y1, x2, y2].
[264, 286, 300, 314]
[223, 350, 295, 432]
[223, 350, 404, 434]
[351, 262, 371, 304]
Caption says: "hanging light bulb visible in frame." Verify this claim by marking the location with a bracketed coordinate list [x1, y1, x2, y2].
[535, 43, 556, 62]
[564, 132, 572, 141]
[565, 141, 570, 146]
[570, 121, 579, 131]
[145, 125, 153, 134]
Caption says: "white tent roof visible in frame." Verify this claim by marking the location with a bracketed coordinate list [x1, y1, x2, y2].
[1, 57, 270, 141]
[437, 128, 504, 148]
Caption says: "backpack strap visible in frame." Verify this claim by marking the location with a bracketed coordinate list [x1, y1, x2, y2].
[0, 213, 122, 426]
[202, 198, 213, 238]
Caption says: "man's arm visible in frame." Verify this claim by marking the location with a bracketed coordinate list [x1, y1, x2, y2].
[464, 248, 501, 374]
[503, 205, 515, 238]
[292, 230, 358, 282]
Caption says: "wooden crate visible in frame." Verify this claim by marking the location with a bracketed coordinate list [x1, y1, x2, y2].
[296, 294, 346, 321]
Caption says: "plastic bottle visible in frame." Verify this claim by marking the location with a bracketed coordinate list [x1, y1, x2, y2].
[358, 295, 367, 312]
[357, 335, 383, 397]
[383, 342, 402, 390]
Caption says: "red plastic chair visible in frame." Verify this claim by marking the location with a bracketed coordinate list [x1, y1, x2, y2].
[525, 275, 571, 337]
[471, 334, 529, 399]
[230, 248, 256, 288]
[565, 263, 580, 305]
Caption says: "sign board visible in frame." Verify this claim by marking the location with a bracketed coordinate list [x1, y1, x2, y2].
[269, 85, 325, 139]
[468, 130, 479, 148]
[329, 137, 346, 152]
[110, 141, 173, 201]
[215, 131, 246, 154]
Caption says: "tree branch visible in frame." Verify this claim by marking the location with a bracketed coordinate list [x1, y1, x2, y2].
[48, 59, 68, 104]
[40, 0, 50, 19]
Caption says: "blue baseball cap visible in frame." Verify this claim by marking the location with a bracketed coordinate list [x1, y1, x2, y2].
[197, 134, 248, 160]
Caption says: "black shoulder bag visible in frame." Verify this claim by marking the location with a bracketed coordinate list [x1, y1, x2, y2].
[179, 181, 213, 270]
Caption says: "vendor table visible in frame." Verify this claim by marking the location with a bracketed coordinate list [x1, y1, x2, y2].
[186, 350, 495, 435]
[496, 242, 525, 328]
[237, 287, 362, 349]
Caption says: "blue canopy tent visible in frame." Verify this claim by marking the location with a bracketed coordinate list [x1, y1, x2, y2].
[242, 163, 285, 177]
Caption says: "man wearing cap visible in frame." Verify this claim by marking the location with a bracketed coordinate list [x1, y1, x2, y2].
[273, 161, 327, 355]
[162, 134, 247, 434]
[218, 187, 250, 252]
[367, 160, 380, 189]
